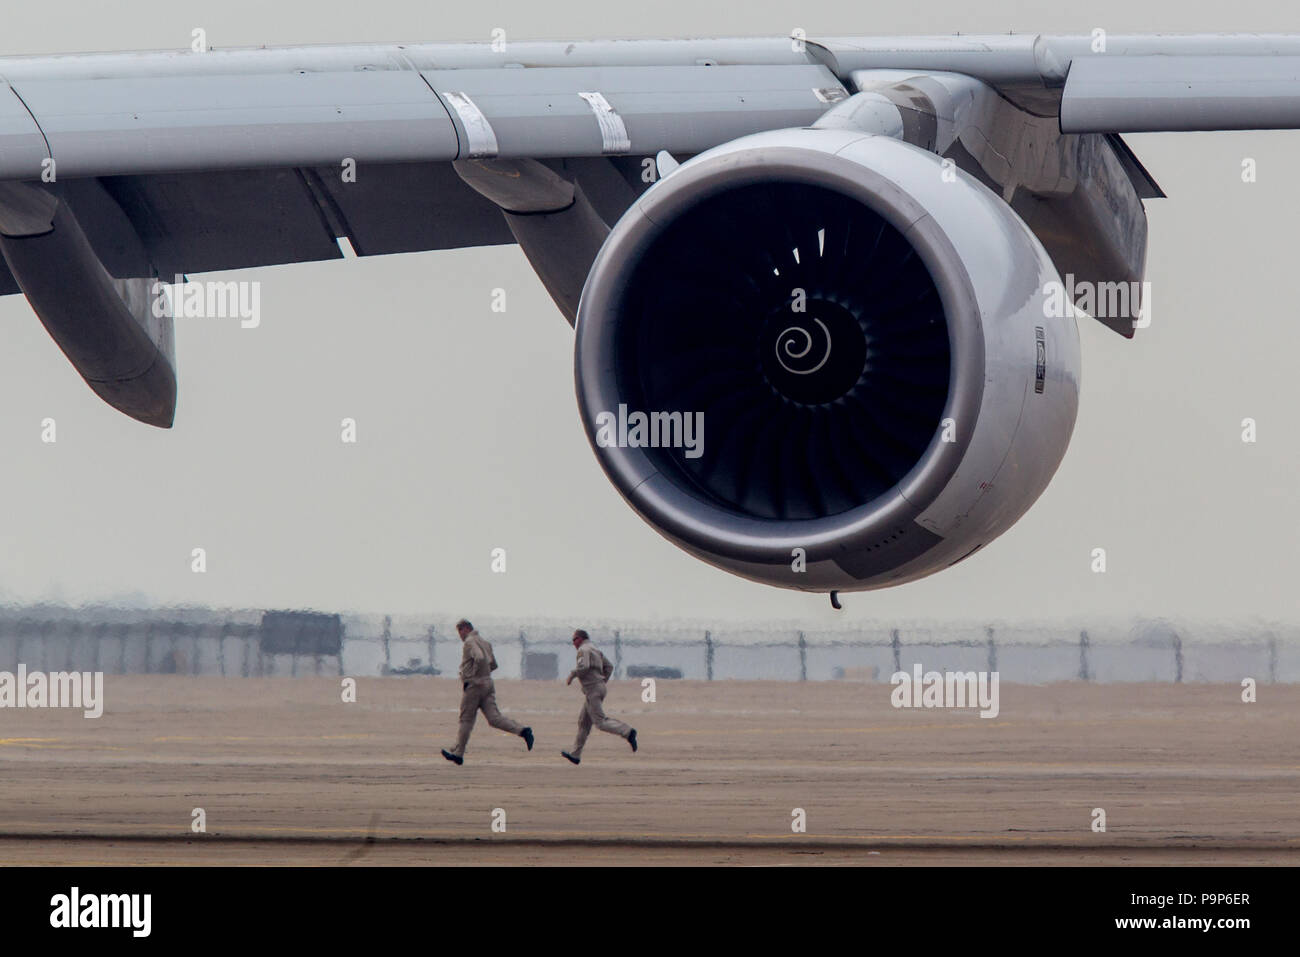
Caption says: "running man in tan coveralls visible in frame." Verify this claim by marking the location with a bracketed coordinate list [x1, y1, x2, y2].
[561, 629, 636, 765]
[441, 619, 534, 765]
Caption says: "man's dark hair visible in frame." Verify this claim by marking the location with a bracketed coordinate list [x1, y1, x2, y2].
[573, 629, 589, 642]
[456, 619, 473, 632]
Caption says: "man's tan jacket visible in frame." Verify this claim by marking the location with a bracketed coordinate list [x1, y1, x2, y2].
[459, 631, 498, 682]
[569, 640, 614, 693]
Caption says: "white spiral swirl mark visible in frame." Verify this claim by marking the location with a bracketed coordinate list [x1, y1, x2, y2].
[775, 317, 832, 375]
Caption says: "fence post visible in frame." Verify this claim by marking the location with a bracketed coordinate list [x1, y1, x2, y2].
[427, 626, 436, 674]
[613, 630, 622, 678]
[704, 631, 714, 681]
[797, 631, 807, 681]
[986, 627, 997, 674]
[1079, 630, 1091, 681]
[891, 628, 901, 674]
[1172, 632, 1183, 683]
[382, 615, 392, 674]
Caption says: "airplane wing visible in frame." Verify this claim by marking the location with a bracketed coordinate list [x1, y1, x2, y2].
[2, 34, 1300, 428]
[0, 44, 847, 277]
[1061, 55, 1300, 132]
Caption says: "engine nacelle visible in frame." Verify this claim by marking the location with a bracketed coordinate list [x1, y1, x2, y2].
[575, 128, 1080, 592]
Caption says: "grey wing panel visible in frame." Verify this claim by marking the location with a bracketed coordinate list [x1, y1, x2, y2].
[97, 168, 343, 275]
[307, 161, 516, 258]
[1, 59, 844, 179]
[4, 71, 459, 179]
[424, 65, 845, 159]
[89, 161, 516, 277]
[1061, 56, 1300, 132]
[0, 159, 518, 292]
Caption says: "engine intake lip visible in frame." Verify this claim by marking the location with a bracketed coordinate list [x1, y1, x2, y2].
[575, 138, 986, 565]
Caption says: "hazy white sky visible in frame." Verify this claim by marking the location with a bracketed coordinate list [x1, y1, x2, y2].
[1, 1, 1298, 629]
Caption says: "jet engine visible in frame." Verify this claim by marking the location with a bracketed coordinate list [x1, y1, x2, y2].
[574, 128, 1080, 592]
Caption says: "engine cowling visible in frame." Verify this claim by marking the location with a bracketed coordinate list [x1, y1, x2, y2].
[574, 128, 1080, 593]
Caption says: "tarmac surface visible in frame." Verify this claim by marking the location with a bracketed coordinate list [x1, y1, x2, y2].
[0, 676, 1296, 865]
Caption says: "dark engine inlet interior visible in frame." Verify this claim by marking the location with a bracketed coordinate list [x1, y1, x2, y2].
[616, 181, 952, 521]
